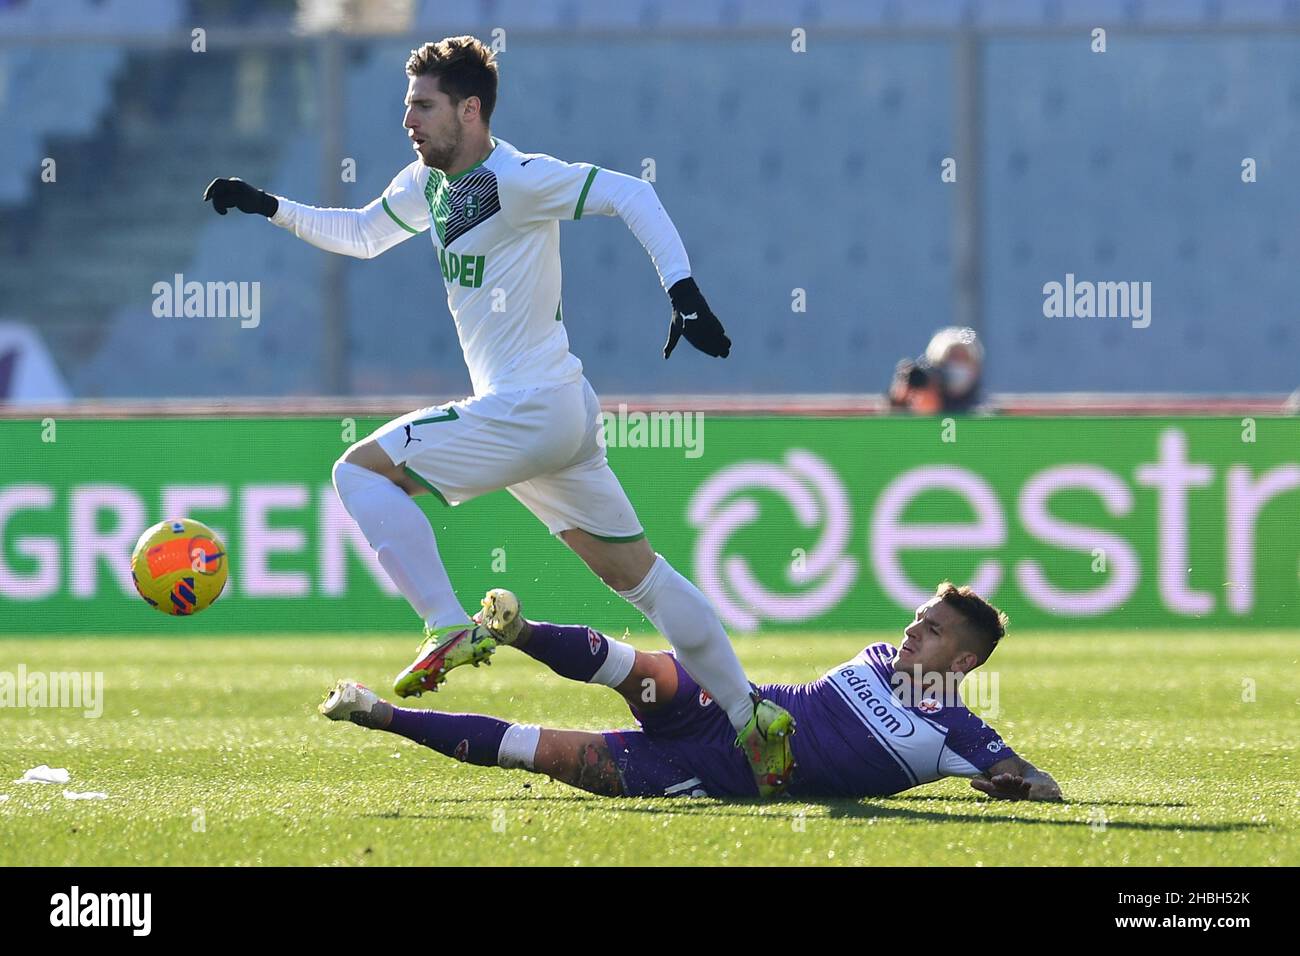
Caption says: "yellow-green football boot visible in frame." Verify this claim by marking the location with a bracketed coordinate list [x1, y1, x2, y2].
[735, 696, 797, 797]
[392, 623, 497, 698]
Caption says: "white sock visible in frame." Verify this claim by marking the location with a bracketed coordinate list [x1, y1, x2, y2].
[617, 554, 754, 731]
[331, 461, 471, 630]
[591, 637, 636, 688]
[498, 723, 541, 770]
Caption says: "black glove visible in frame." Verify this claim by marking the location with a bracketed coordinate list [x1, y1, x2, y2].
[203, 178, 278, 218]
[664, 277, 731, 359]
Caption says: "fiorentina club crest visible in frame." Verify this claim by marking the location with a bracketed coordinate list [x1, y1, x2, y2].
[453, 739, 470, 762]
[587, 628, 602, 655]
[699, 689, 713, 708]
[917, 697, 943, 714]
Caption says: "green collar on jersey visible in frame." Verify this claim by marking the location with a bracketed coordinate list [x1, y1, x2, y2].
[447, 137, 497, 182]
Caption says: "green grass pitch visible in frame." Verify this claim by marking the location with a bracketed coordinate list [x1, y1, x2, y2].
[1, 630, 1296, 866]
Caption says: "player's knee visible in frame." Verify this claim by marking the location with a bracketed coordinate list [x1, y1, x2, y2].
[598, 566, 642, 592]
[571, 537, 655, 592]
[332, 456, 367, 493]
[622, 651, 678, 710]
[331, 455, 355, 486]
[333, 455, 378, 493]
[335, 443, 412, 491]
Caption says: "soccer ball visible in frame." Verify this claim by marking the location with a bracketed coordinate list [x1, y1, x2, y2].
[130, 518, 228, 616]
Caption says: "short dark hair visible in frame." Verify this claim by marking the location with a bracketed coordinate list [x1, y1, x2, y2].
[934, 580, 1008, 665]
[406, 35, 499, 125]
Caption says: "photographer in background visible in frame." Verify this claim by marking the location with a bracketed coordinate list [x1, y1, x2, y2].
[889, 326, 985, 414]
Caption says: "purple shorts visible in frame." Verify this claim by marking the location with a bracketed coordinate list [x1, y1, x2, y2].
[601, 657, 757, 798]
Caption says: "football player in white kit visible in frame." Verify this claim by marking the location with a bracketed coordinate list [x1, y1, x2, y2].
[204, 36, 795, 795]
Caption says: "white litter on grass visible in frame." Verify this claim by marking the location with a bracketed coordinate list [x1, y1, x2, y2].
[63, 790, 108, 801]
[14, 765, 70, 785]
[0, 794, 9, 803]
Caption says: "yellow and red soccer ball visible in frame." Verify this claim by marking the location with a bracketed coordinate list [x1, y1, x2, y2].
[130, 518, 228, 616]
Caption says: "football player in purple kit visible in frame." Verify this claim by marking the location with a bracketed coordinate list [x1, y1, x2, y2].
[319, 581, 1063, 802]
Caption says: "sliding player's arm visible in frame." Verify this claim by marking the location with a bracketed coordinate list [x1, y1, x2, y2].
[971, 754, 1063, 802]
[498, 156, 730, 359]
[202, 162, 430, 259]
[938, 710, 1063, 802]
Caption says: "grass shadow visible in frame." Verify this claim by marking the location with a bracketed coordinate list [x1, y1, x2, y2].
[885, 793, 1193, 809]
[359, 811, 481, 822]
[374, 791, 1267, 835]
[599, 797, 1268, 834]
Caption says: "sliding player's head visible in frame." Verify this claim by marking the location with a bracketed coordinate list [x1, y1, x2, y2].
[895, 581, 1008, 677]
[404, 35, 499, 171]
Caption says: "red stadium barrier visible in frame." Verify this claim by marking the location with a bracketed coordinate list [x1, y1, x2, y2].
[0, 392, 1293, 419]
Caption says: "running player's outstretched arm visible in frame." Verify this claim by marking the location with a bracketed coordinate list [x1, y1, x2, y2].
[202, 163, 430, 259]
[971, 755, 1063, 802]
[499, 156, 731, 359]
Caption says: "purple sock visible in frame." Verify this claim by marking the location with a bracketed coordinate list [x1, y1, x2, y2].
[521, 622, 611, 682]
[384, 708, 510, 767]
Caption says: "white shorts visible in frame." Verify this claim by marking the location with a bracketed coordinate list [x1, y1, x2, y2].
[372, 378, 645, 541]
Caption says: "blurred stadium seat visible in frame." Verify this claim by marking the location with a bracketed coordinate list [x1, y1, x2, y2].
[982, 34, 1300, 392]
[0, 0, 1297, 398]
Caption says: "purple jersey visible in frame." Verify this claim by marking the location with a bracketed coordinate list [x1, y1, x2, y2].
[764, 642, 1016, 798]
[605, 644, 1016, 799]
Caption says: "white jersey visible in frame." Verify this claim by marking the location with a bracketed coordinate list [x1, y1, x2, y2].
[272, 137, 692, 396]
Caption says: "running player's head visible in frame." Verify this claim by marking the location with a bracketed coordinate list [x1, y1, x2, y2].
[895, 581, 1008, 677]
[404, 35, 498, 171]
